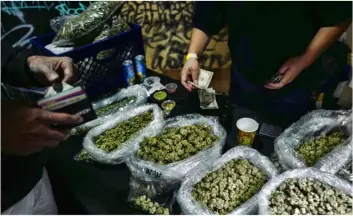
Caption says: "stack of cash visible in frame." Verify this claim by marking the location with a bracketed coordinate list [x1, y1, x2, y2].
[188, 69, 218, 109]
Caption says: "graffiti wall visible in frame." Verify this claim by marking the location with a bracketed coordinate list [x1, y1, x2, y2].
[1, 1, 91, 48]
[1, 1, 231, 73]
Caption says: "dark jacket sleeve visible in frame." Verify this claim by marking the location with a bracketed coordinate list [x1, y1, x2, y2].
[1, 42, 41, 88]
[192, 2, 225, 36]
[314, 2, 352, 27]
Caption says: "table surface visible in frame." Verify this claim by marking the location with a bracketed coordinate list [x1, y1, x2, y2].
[46, 71, 277, 214]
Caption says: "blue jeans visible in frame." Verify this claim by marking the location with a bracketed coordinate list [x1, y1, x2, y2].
[229, 68, 314, 127]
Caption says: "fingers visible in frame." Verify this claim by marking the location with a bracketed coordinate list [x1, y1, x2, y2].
[30, 139, 61, 148]
[191, 64, 199, 82]
[265, 72, 292, 89]
[29, 124, 67, 140]
[36, 109, 83, 125]
[60, 57, 76, 83]
[181, 68, 192, 91]
[41, 67, 60, 83]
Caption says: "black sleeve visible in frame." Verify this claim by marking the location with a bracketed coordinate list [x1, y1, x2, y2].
[192, 2, 225, 36]
[1, 42, 41, 87]
[314, 2, 352, 27]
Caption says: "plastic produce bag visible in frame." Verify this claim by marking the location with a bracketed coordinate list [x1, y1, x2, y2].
[275, 109, 352, 170]
[126, 114, 227, 186]
[258, 168, 353, 215]
[92, 85, 148, 117]
[53, 1, 124, 45]
[177, 146, 279, 215]
[83, 104, 164, 164]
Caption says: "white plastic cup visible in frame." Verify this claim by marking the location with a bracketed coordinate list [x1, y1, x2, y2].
[236, 118, 259, 146]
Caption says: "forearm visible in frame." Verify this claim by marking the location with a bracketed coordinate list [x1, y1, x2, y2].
[187, 28, 211, 56]
[302, 21, 351, 67]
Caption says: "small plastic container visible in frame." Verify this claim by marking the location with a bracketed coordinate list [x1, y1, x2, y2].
[165, 83, 178, 94]
[143, 76, 161, 88]
[161, 100, 176, 112]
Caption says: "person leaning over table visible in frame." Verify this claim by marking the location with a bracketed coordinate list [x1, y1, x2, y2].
[1, 42, 83, 214]
[181, 2, 352, 127]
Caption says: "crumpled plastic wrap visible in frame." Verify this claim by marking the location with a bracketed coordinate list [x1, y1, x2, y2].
[92, 85, 148, 117]
[126, 114, 227, 184]
[50, 15, 77, 32]
[53, 1, 124, 45]
[257, 168, 353, 215]
[177, 146, 279, 215]
[275, 109, 352, 170]
[83, 104, 164, 164]
[337, 158, 353, 183]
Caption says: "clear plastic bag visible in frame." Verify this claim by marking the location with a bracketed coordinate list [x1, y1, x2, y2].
[71, 85, 148, 136]
[93, 15, 130, 60]
[257, 168, 353, 215]
[337, 158, 353, 183]
[50, 15, 77, 32]
[125, 114, 227, 187]
[53, 1, 124, 45]
[177, 146, 279, 215]
[316, 137, 352, 174]
[275, 109, 352, 170]
[127, 177, 177, 215]
[83, 104, 164, 164]
[92, 85, 148, 117]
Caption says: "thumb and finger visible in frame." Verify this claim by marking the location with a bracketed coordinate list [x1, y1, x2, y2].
[36, 109, 83, 125]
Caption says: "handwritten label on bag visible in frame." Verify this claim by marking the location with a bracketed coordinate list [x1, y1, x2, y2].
[145, 168, 162, 179]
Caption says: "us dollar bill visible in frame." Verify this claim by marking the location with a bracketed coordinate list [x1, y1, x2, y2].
[198, 69, 213, 89]
[188, 69, 214, 90]
[199, 88, 218, 109]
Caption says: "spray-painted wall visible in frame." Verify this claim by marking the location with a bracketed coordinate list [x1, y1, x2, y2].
[1, 1, 231, 73]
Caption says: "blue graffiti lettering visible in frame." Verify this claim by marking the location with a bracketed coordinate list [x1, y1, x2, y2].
[1, 1, 55, 16]
[55, 2, 89, 16]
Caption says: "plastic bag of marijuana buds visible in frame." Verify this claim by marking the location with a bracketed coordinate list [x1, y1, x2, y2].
[83, 104, 164, 164]
[125, 114, 227, 196]
[92, 85, 148, 117]
[315, 137, 352, 175]
[71, 85, 148, 136]
[177, 146, 279, 215]
[257, 168, 353, 215]
[53, 1, 124, 46]
[93, 15, 130, 60]
[275, 109, 352, 170]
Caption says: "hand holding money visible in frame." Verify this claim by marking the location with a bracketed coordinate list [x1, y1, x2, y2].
[180, 58, 199, 91]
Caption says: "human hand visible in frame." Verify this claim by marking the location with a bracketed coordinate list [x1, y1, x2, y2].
[1, 101, 83, 156]
[181, 58, 200, 91]
[265, 56, 310, 89]
[27, 56, 77, 85]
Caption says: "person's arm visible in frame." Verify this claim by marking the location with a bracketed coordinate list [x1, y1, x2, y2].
[1, 42, 41, 88]
[265, 2, 352, 89]
[187, 28, 210, 56]
[181, 2, 225, 90]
